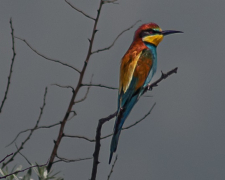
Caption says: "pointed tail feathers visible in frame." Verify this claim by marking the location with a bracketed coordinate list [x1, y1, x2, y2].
[109, 95, 138, 164]
[109, 128, 122, 164]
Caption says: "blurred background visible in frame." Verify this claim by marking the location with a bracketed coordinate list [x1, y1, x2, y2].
[0, 0, 225, 179]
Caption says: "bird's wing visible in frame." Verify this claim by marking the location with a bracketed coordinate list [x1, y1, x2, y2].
[119, 49, 153, 108]
[119, 50, 142, 94]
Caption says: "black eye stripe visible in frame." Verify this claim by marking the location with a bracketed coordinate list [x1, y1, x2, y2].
[140, 29, 162, 38]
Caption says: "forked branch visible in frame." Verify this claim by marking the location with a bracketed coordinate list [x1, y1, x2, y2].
[75, 74, 93, 103]
[2, 88, 48, 168]
[65, 0, 95, 21]
[90, 112, 117, 180]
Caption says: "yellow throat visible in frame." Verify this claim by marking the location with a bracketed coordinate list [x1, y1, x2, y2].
[142, 34, 163, 46]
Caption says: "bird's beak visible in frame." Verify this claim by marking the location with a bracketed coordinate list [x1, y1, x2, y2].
[162, 30, 183, 36]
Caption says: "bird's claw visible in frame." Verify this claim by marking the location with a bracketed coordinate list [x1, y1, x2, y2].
[147, 84, 152, 91]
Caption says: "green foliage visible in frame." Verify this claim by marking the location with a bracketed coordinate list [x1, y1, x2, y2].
[0, 165, 22, 180]
[0, 165, 63, 180]
[34, 165, 63, 180]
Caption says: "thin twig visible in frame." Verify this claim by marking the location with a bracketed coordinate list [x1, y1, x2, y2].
[14, 36, 81, 73]
[6, 122, 61, 147]
[122, 103, 156, 129]
[74, 86, 91, 103]
[0, 153, 13, 164]
[65, 0, 95, 21]
[52, 154, 92, 164]
[107, 155, 118, 180]
[51, 83, 75, 93]
[91, 20, 141, 54]
[145, 67, 178, 93]
[81, 83, 117, 90]
[37, 122, 61, 129]
[103, 0, 119, 4]
[16, 144, 32, 165]
[0, 18, 16, 114]
[6, 128, 30, 147]
[0, 161, 48, 179]
[63, 134, 95, 142]
[68, 110, 77, 120]
[74, 74, 94, 104]
[91, 111, 117, 180]
[2, 88, 48, 168]
[100, 103, 156, 140]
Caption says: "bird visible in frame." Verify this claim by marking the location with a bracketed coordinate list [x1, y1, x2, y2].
[109, 22, 182, 164]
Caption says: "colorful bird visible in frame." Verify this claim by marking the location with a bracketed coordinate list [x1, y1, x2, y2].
[109, 22, 182, 164]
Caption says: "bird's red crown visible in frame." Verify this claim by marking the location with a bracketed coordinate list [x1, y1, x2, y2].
[134, 23, 162, 40]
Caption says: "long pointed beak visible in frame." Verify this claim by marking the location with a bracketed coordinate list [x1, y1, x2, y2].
[162, 30, 183, 36]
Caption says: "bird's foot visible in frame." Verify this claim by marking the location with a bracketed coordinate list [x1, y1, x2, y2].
[147, 84, 152, 91]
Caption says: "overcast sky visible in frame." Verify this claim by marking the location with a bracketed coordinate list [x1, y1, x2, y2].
[1, 0, 225, 179]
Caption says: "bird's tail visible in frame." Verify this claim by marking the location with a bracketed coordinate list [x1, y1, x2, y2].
[109, 96, 138, 164]
[109, 127, 122, 164]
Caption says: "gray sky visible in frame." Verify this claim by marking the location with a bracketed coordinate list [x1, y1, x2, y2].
[1, 0, 225, 179]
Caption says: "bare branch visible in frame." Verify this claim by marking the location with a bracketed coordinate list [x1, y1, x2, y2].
[52, 154, 92, 164]
[74, 86, 91, 103]
[144, 67, 178, 93]
[0, 160, 48, 179]
[75, 74, 93, 104]
[91, 111, 117, 180]
[63, 134, 95, 142]
[51, 83, 75, 92]
[122, 103, 156, 130]
[16, 144, 32, 165]
[0, 153, 13, 164]
[14, 36, 81, 73]
[90, 103, 156, 180]
[36, 122, 61, 129]
[107, 155, 118, 180]
[81, 83, 117, 90]
[65, 0, 95, 21]
[68, 110, 77, 121]
[47, 0, 104, 172]
[6, 129, 30, 147]
[3, 88, 48, 168]
[6, 122, 61, 147]
[103, 0, 119, 4]
[92, 20, 141, 54]
[0, 18, 16, 114]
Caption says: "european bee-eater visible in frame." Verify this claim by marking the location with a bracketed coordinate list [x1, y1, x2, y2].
[109, 22, 182, 163]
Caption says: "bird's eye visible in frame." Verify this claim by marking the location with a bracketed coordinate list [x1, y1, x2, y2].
[140, 30, 154, 38]
[148, 30, 154, 34]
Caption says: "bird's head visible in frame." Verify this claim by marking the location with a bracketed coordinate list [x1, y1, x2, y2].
[134, 22, 183, 46]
